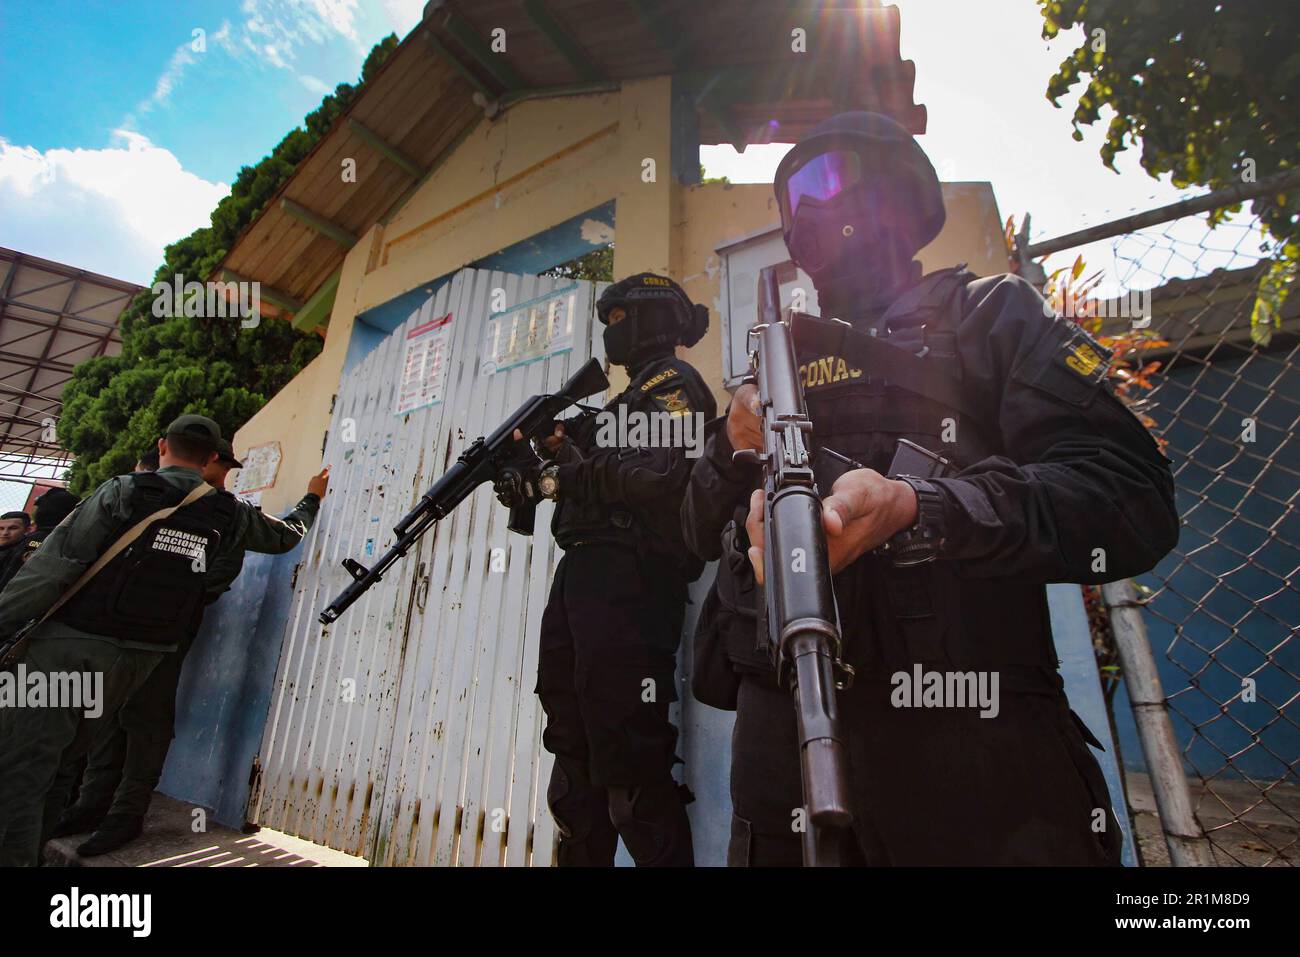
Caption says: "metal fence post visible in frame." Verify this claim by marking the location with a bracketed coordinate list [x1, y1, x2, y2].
[1102, 579, 1215, 866]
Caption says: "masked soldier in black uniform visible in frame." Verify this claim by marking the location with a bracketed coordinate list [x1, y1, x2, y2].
[683, 112, 1179, 865]
[528, 273, 715, 866]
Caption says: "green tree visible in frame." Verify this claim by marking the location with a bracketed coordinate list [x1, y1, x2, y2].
[59, 35, 399, 494]
[1039, 1, 1298, 340]
[543, 246, 614, 283]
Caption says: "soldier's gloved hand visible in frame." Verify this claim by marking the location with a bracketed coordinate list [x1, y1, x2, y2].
[820, 469, 918, 573]
[493, 464, 540, 508]
[726, 383, 763, 453]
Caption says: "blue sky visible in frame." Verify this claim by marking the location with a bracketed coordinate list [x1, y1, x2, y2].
[1, 0, 424, 184]
[0, 0, 1267, 291]
[0, 0, 427, 282]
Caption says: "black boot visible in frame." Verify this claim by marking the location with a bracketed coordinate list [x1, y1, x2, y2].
[76, 814, 144, 857]
[49, 804, 110, 840]
[608, 780, 695, 867]
[547, 758, 618, 867]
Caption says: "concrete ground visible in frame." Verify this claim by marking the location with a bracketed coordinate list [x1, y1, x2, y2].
[1125, 770, 1299, 867]
[42, 777, 1297, 867]
[42, 793, 367, 867]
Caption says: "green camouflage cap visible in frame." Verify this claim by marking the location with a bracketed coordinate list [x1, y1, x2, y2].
[164, 413, 223, 451]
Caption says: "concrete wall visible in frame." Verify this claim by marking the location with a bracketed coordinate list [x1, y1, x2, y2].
[166, 70, 1124, 858]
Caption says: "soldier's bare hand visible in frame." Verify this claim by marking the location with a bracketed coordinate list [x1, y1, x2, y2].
[308, 466, 331, 498]
[821, 469, 917, 573]
[727, 384, 764, 453]
[744, 488, 766, 585]
[513, 424, 566, 456]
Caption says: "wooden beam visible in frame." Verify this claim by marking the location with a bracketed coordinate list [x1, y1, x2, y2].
[522, 0, 603, 82]
[627, 0, 685, 68]
[219, 269, 304, 313]
[278, 198, 358, 247]
[291, 269, 341, 333]
[346, 119, 425, 178]
[425, 29, 497, 99]
[441, 9, 525, 90]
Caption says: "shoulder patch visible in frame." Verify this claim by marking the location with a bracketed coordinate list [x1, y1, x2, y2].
[1056, 324, 1112, 384]
[652, 387, 693, 416]
[640, 368, 680, 392]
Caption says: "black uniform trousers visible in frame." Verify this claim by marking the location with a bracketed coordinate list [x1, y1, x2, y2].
[535, 543, 693, 866]
[728, 672, 1123, 866]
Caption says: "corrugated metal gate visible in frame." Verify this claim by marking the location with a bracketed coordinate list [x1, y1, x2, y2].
[249, 267, 607, 866]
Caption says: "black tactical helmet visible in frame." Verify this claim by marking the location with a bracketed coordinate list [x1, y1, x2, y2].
[597, 272, 708, 365]
[774, 112, 945, 284]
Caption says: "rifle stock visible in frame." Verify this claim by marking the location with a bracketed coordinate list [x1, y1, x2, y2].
[319, 357, 609, 625]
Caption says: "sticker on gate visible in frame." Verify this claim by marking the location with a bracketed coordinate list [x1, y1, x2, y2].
[480, 285, 577, 376]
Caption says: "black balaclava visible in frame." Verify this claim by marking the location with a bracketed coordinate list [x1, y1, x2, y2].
[598, 273, 707, 373]
[33, 488, 80, 530]
[773, 112, 946, 323]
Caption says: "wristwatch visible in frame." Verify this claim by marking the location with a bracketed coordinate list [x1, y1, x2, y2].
[538, 464, 560, 500]
[880, 475, 946, 566]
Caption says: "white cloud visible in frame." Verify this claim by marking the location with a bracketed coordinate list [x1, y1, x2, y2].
[380, 0, 426, 33]
[0, 133, 229, 283]
[145, 44, 197, 112]
[133, 0, 365, 114]
[307, 0, 361, 43]
[299, 73, 332, 95]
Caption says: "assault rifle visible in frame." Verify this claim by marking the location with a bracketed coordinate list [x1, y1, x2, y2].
[319, 358, 609, 625]
[732, 265, 854, 866]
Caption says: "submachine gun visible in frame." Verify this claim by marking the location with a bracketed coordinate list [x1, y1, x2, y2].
[732, 265, 855, 866]
[319, 358, 609, 625]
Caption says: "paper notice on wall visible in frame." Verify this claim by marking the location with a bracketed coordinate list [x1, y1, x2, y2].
[230, 441, 281, 502]
[396, 312, 454, 415]
[479, 284, 577, 376]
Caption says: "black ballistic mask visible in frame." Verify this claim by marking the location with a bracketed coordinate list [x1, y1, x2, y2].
[775, 112, 946, 313]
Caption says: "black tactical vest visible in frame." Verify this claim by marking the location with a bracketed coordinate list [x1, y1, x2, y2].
[789, 267, 1062, 686]
[552, 354, 715, 582]
[53, 472, 239, 645]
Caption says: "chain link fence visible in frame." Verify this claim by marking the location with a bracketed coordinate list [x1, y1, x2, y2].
[1021, 174, 1299, 866]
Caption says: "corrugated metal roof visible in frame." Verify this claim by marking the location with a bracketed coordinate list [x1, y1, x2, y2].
[0, 248, 140, 465]
[217, 1, 924, 328]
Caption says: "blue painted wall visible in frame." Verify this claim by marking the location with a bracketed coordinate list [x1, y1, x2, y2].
[1110, 351, 1299, 783]
[347, 201, 617, 371]
[158, 546, 304, 828]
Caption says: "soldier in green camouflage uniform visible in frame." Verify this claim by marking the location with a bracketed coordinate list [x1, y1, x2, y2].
[0, 415, 325, 866]
[53, 439, 328, 856]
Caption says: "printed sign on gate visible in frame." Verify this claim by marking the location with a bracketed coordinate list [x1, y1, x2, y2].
[396, 312, 454, 415]
[480, 285, 577, 376]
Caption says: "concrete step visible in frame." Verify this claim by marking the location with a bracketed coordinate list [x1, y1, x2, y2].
[43, 793, 367, 867]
